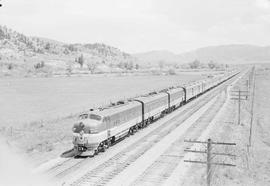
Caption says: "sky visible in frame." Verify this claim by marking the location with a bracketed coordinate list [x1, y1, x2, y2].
[0, 0, 270, 53]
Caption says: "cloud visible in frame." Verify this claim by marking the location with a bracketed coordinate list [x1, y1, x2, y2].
[255, 0, 270, 9]
[1, 0, 270, 53]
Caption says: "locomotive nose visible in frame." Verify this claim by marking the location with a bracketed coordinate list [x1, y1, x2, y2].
[73, 131, 87, 144]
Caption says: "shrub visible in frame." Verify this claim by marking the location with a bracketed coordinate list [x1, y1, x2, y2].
[189, 59, 201, 69]
[34, 61, 45, 69]
[7, 63, 14, 70]
[168, 69, 176, 75]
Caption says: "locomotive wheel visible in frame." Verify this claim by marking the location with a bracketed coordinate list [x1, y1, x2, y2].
[98, 144, 105, 152]
[126, 132, 130, 137]
[111, 137, 116, 144]
[100, 146, 105, 152]
[129, 128, 134, 135]
[128, 129, 132, 135]
[135, 125, 139, 132]
[106, 139, 111, 147]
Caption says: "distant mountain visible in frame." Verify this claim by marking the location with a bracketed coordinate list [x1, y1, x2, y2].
[178, 44, 270, 64]
[134, 44, 270, 65]
[133, 50, 179, 65]
[0, 25, 136, 68]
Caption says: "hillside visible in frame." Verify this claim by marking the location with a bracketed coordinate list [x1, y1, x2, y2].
[134, 45, 270, 65]
[178, 44, 270, 64]
[133, 50, 179, 65]
[1, 25, 270, 76]
[0, 25, 137, 75]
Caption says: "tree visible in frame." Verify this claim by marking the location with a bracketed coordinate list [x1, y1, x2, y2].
[63, 48, 69, 55]
[208, 60, 216, 69]
[87, 62, 96, 74]
[117, 62, 125, 69]
[67, 44, 77, 52]
[44, 43, 50, 50]
[158, 60, 165, 69]
[126, 61, 134, 70]
[66, 65, 72, 75]
[168, 68, 176, 75]
[34, 61, 45, 69]
[189, 59, 200, 69]
[77, 54, 84, 68]
[7, 63, 14, 70]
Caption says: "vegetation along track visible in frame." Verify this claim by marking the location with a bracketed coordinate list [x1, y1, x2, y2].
[63, 73, 240, 186]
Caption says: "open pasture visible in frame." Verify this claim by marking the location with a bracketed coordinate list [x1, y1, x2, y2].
[0, 73, 205, 128]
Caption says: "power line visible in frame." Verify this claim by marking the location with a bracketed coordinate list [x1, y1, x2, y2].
[184, 138, 236, 186]
[230, 89, 249, 125]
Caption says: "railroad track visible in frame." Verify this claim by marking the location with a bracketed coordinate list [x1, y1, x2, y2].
[129, 90, 227, 186]
[63, 73, 240, 186]
[46, 158, 85, 178]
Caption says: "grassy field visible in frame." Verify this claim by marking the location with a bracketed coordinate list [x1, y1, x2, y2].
[0, 73, 206, 128]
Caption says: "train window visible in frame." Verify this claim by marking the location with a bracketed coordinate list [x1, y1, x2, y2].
[89, 114, 102, 121]
[79, 114, 88, 119]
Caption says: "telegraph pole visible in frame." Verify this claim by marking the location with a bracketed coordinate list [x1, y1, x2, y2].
[184, 138, 236, 186]
[238, 90, 241, 125]
[248, 66, 256, 147]
[231, 90, 248, 125]
[207, 139, 212, 186]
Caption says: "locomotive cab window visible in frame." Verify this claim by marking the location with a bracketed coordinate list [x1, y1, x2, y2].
[79, 114, 88, 119]
[89, 114, 102, 121]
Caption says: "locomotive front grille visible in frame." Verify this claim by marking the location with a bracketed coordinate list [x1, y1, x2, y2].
[77, 144, 87, 152]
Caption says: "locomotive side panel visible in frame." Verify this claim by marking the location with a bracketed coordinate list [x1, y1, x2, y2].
[104, 104, 142, 138]
[137, 93, 169, 120]
[168, 88, 185, 108]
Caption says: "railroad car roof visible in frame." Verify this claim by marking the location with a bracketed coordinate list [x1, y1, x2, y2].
[90, 100, 141, 117]
[134, 92, 168, 103]
[184, 82, 202, 89]
[166, 87, 185, 94]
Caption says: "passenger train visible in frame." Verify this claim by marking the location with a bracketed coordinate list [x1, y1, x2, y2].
[72, 71, 238, 156]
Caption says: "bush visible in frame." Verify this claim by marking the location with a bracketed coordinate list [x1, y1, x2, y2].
[77, 54, 84, 68]
[189, 59, 201, 69]
[34, 61, 45, 69]
[168, 69, 176, 75]
[7, 63, 14, 70]
[66, 65, 72, 75]
[208, 60, 216, 69]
